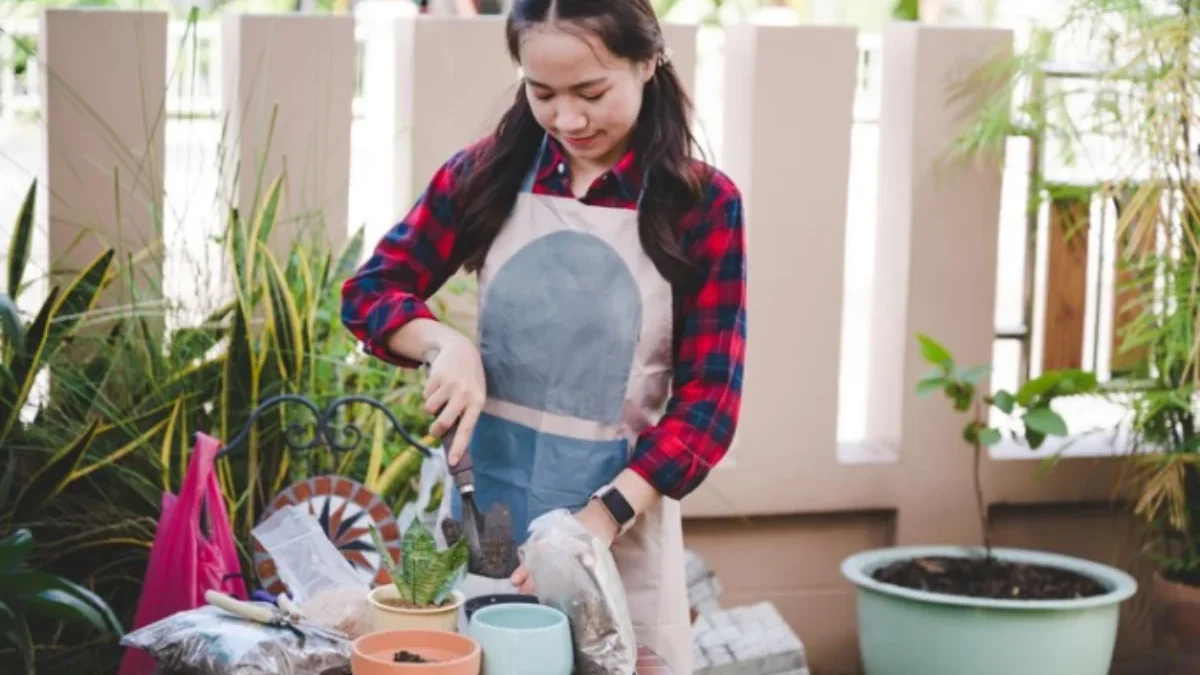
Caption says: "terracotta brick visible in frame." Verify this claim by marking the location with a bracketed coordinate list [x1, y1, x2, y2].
[333, 477, 354, 498]
[314, 476, 331, 495]
[293, 482, 311, 502]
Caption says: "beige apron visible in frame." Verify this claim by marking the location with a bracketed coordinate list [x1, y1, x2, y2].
[449, 135, 692, 673]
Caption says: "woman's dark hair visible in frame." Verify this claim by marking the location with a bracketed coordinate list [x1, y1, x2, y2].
[450, 0, 706, 289]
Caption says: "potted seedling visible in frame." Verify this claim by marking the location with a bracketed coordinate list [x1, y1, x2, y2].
[367, 519, 470, 634]
[840, 334, 1138, 675]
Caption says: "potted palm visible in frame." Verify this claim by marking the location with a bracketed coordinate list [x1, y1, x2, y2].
[841, 334, 1138, 675]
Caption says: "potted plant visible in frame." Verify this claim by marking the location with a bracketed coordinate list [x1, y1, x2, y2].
[840, 334, 1138, 675]
[941, 0, 1199, 669]
[367, 519, 469, 633]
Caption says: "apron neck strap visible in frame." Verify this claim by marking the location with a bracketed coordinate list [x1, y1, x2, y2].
[520, 133, 652, 207]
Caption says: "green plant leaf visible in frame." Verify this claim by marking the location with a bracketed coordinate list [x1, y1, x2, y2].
[0, 600, 34, 675]
[916, 372, 945, 395]
[990, 390, 1015, 414]
[8, 179, 35, 299]
[369, 523, 410, 601]
[402, 520, 468, 606]
[372, 520, 467, 606]
[0, 293, 23, 348]
[2, 570, 124, 636]
[0, 285, 60, 440]
[959, 365, 990, 385]
[0, 529, 33, 570]
[916, 333, 954, 369]
[1023, 408, 1067, 437]
[260, 243, 304, 385]
[978, 427, 1002, 446]
[41, 249, 116, 361]
[12, 417, 102, 520]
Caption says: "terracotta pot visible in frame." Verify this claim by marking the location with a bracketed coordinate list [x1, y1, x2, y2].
[351, 629, 481, 675]
[368, 586, 466, 633]
[1152, 570, 1200, 675]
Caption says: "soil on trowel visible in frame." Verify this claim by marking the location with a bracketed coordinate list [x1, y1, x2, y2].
[394, 650, 436, 664]
[871, 555, 1107, 600]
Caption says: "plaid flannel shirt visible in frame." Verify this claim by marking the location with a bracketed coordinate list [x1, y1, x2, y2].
[341, 135, 746, 501]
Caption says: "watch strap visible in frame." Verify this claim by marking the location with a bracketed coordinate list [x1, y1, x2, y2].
[596, 485, 635, 531]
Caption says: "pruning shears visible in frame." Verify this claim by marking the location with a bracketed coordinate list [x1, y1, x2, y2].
[204, 590, 349, 644]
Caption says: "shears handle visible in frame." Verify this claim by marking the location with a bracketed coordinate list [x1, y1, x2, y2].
[205, 590, 277, 625]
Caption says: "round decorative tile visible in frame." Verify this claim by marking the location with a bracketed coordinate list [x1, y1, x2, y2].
[253, 475, 400, 596]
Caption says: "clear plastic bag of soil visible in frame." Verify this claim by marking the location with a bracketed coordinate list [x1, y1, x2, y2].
[120, 605, 350, 675]
[520, 509, 637, 675]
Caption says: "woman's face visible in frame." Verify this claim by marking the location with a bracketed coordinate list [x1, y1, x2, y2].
[518, 25, 654, 170]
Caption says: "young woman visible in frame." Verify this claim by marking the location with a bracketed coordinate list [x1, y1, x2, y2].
[341, 0, 746, 670]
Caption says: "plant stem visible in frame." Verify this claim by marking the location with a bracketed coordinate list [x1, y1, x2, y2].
[974, 399, 992, 557]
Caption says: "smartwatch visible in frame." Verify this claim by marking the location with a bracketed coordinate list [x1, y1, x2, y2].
[592, 484, 636, 535]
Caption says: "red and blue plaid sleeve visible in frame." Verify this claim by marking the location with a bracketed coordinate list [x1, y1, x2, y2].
[340, 145, 478, 368]
[629, 168, 747, 501]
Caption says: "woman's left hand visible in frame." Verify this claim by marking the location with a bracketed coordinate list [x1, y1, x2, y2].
[509, 502, 620, 595]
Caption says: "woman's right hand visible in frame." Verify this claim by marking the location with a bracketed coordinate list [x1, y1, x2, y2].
[423, 334, 486, 467]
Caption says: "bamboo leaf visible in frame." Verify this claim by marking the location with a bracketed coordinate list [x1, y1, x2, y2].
[12, 418, 101, 520]
[7, 179, 35, 299]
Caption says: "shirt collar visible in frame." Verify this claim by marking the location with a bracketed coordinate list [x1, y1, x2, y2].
[537, 134, 645, 202]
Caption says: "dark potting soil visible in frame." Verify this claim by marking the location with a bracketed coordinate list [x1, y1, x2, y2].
[871, 555, 1107, 600]
[394, 650, 436, 664]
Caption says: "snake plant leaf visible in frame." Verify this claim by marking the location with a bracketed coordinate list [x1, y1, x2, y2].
[260, 243, 304, 385]
[0, 600, 34, 675]
[402, 519, 469, 606]
[370, 520, 467, 606]
[0, 285, 58, 440]
[12, 417, 102, 520]
[1, 569, 124, 636]
[369, 523, 411, 601]
[42, 249, 116, 361]
[0, 293, 22, 348]
[0, 529, 33, 571]
[7, 179, 34, 299]
[0, 446, 14, 517]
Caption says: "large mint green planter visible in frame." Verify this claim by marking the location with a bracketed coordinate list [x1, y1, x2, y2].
[840, 546, 1138, 675]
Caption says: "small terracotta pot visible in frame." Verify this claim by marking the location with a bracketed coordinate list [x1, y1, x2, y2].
[368, 586, 466, 633]
[351, 629, 481, 675]
[1152, 570, 1200, 675]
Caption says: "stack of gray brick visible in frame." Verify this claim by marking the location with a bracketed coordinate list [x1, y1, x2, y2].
[684, 550, 810, 675]
[692, 602, 810, 675]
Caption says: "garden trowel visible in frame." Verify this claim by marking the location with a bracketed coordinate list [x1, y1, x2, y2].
[423, 350, 516, 578]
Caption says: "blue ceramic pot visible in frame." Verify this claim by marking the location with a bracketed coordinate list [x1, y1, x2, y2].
[467, 602, 574, 675]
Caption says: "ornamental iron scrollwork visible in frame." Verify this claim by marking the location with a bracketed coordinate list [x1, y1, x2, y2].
[215, 394, 435, 473]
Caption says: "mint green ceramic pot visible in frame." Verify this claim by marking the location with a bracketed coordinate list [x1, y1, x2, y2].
[840, 546, 1138, 675]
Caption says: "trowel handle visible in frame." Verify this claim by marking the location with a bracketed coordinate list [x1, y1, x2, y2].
[422, 348, 474, 477]
[443, 423, 474, 476]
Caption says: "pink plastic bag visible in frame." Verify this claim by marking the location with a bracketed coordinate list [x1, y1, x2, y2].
[119, 432, 248, 675]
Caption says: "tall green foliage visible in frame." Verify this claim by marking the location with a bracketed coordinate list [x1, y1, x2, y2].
[954, 0, 1200, 583]
[0, 174, 443, 672]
